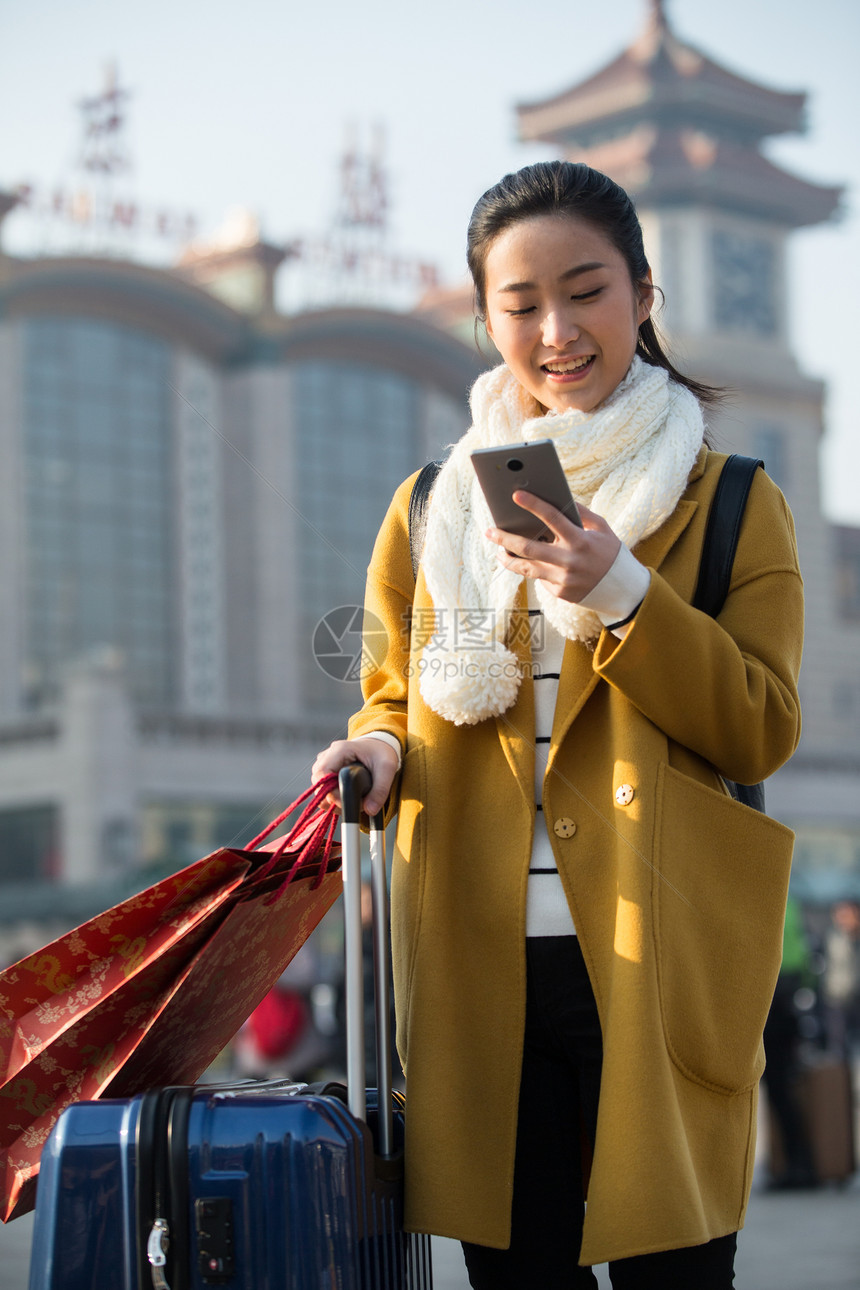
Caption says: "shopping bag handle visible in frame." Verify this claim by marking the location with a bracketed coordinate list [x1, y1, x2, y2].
[245, 774, 340, 899]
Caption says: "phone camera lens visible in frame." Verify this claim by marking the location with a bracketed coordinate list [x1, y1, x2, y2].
[507, 458, 524, 472]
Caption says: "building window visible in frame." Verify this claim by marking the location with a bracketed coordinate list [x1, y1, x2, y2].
[835, 527, 860, 622]
[832, 681, 860, 719]
[0, 805, 59, 884]
[751, 425, 788, 494]
[175, 367, 225, 712]
[293, 361, 424, 710]
[140, 800, 271, 873]
[791, 825, 860, 903]
[21, 318, 175, 708]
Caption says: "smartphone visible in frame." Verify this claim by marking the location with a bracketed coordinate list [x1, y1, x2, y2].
[470, 440, 583, 542]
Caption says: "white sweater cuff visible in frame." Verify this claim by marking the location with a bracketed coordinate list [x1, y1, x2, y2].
[355, 731, 403, 771]
[579, 543, 651, 637]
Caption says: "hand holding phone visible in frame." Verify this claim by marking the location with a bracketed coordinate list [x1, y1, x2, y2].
[470, 440, 582, 543]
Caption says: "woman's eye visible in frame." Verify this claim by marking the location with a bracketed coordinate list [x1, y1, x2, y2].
[507, 306, 535, 317]
[572, 287, 602, 302]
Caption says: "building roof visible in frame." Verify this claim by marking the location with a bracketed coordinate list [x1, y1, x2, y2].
[0, 248, 485, 397]
[0, 251, 253, 362]
[517, 0, 807, 149]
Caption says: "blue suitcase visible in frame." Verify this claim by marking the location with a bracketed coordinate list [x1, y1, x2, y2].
[29, 766, 432, 1290]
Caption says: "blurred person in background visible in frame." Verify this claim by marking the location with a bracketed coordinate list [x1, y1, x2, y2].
[823, 899, 860, 1055]
[762, 895, 817, 1190]
[232, 938, 332, 1081]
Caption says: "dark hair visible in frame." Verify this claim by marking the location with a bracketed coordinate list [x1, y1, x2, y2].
[467, 160, 720, 407]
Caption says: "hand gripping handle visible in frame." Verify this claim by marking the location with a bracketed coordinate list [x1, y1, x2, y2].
[338, 765, 394, 1157]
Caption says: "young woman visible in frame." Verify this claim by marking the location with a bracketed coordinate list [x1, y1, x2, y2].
[313, 161, 803, 1288]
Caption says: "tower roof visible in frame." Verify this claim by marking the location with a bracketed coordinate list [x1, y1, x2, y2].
[516, 0, 841, 228]
[518, 0, 807, 149]
[577, 125, 842, 228]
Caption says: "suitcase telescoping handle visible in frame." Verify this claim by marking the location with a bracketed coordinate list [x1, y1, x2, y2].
[339, 764, 395, 1158]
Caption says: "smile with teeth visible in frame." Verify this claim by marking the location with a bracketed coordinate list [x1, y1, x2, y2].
[542, 356, 594, 374]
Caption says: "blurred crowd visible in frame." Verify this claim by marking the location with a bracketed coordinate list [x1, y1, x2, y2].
[761, 896, 860, 1191]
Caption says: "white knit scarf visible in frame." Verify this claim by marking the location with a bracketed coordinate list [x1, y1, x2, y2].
[418, 357, 704, 726]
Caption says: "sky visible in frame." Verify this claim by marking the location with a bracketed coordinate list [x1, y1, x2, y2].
[1, 0, 858, 520]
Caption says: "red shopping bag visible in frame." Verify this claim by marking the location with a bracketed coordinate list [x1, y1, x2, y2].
[0, 850, 252, 1088]
[105, 856, 342, 1093]
[0, 775, 342, 1221]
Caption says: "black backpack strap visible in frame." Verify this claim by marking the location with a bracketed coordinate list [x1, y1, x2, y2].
[408, 459, 443, 582]
[693, 454, 763, 618]
[693, 453, 766, 812]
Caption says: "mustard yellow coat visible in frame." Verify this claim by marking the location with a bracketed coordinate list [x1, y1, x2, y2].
[348, 448, 803, 1265]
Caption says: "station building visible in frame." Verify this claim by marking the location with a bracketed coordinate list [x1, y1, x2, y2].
[0, 220, 484, 942]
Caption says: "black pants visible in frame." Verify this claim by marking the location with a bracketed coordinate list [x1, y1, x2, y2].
[462, 937, 737, 1289]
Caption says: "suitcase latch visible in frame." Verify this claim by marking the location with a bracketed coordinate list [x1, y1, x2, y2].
[147, 1218, 171, 1290]
[195, 1197, 235, 1283]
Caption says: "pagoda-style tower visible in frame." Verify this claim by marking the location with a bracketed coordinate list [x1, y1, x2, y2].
[517, 0, 840, 365]
[518, 2, 840, 222]
[518, 2, 859, 884]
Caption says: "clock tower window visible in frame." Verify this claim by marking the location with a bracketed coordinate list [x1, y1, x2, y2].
[712, 230, 778, 338]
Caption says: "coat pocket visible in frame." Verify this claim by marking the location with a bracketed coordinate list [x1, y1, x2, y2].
[652, 763, 794, 1094]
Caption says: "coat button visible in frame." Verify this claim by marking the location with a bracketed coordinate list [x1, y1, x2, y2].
[554, 817, 577, 838]
[615, 784, 635, 807]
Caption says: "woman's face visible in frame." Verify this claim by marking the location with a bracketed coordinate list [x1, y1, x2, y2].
[483, 213, 653, 415]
